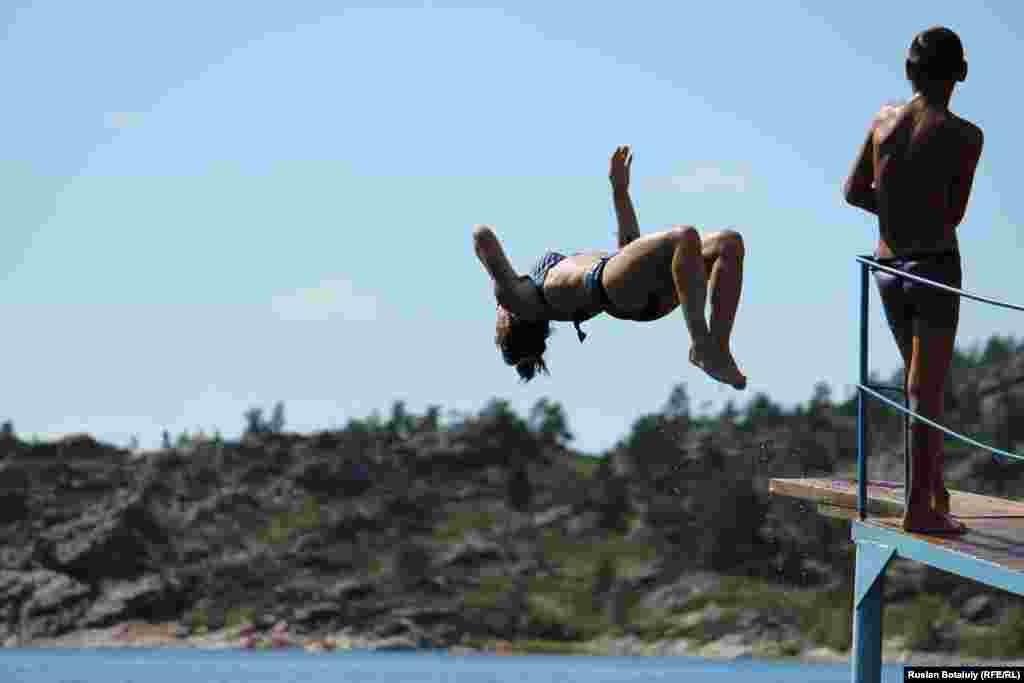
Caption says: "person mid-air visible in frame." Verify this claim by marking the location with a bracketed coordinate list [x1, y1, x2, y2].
[844, 26, 984, 534]
[473, 145, 748, 390]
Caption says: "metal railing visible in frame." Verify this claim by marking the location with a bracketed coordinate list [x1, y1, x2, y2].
[855, 254, 1024, 521]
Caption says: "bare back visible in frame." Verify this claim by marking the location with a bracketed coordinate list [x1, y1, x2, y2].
[872, 97, 983, 257]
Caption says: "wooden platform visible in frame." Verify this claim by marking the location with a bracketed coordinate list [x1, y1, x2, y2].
[769, 477, 1024, 519]
[770, 478, 1024, 588]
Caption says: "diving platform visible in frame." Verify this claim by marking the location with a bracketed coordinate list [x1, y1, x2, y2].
[801, 255, 1024, 682]
[770, 478, 1024, 593]
[771, 477, 1024, 682]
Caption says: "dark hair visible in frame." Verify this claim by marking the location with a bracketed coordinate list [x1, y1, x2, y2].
[907, 26, 966, 90]
[498, 316, 552, 382]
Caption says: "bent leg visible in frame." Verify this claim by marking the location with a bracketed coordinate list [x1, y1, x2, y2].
[602, 227, 710, 342]
[601, 227, 744, 388]
[701, 230, 745, 358]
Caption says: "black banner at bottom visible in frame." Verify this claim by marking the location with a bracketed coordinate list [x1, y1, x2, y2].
[904, 667, 1023, 681]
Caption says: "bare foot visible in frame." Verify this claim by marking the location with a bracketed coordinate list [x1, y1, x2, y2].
[689, 345, 747, 390]
[932, 487, 951, 515]
[902, 508, 966, 535]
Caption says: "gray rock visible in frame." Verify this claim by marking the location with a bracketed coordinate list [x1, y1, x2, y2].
[257, 613, 280, 629]
[1, 570, 90, 614]
[43, 497, 165, 581]
[565, 511, 600, 536]
[440, 536, 504, 567]
[79, 574, 172, 628]
[0, 466, 29, 523]
[0, 545, 35, 571]
[393, 602, 460, 626]
[293, 602, 340, 625]
[533, 505, 572, 527]
[640, 573, 722, 613]
[325, 578, 375, 601]
[0, 570, 92, 639]
[961, 594, 997, 623]
[372, 634, 420, 651]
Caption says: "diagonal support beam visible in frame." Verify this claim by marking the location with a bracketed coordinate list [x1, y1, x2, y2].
[853, 539, 893, 683]
[854, 541, 895, 608]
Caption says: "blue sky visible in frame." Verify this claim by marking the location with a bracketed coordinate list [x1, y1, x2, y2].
[2, 2, 1022, 452]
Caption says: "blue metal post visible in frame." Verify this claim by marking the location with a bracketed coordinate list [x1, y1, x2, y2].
[858, 261, 870, 520]
[851, 540, 889, 683]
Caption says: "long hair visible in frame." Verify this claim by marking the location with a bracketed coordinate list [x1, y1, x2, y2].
[495, 307, 552, 382]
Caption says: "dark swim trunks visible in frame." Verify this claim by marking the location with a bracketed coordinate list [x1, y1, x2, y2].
[528, 250, 663, 342]
[873, 250, 962, 341]
[584, 256, 662, 322]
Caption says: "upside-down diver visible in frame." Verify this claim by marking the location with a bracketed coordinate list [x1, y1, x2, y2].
[473, 145, 747, 390]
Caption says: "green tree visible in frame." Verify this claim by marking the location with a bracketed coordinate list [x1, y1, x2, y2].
[269, 401, 286, 434]
[742, 392, 784, 431]
[420, 404, 441, 433]
[718, 400, 740, 426]
[480, 398, 531, 436]
[663, 383, 691, 421]
[388, 400, 416, 438]
[807, 381, 833, 426]
[528, 398, 573, 446]
[982, 335, 1016, 365]
[243, 407, 266, 436]
[478, 398, 538, 463]
[622, 414, 679, 479]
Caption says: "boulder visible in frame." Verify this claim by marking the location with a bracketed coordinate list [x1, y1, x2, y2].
[961, 594, 997, 623]
[43, 496, 166, 581]
[0, 570, 92, 639]
[639, 573, 722, 613]
[79, 574, 181, 628]
[440, 536, 504, 568]
[292, 602, 341, 626]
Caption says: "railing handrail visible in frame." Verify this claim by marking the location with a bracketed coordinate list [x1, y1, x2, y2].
[855, 255, 1024, 521]
[856, 255, 1024, 313]
[858, 382, 1024, 464]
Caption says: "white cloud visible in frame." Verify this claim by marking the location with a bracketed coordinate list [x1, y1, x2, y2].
[104, 111, 143, 130]
[639, 164, 750, 194]
[270, 278, 378, 322]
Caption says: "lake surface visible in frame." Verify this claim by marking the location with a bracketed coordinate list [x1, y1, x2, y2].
[1, 648, 908, 682]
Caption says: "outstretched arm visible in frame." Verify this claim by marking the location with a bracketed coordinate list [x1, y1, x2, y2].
[610, 146, 640, 247]
[472, 225, 538, 315]
[473, 224, 517, 286]
[844, 114, 880, 214]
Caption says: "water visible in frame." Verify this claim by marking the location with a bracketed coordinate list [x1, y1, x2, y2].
[0, 649, 908, 682]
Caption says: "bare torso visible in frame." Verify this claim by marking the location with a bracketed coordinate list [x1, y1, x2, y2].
[873, 96, 982, 258]
[538, 252, 608, 322]
[539, 250, 678, 322]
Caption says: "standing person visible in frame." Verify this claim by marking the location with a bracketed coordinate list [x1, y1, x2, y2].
[844, 26, 984, 534]
[473, 145, 748, 389]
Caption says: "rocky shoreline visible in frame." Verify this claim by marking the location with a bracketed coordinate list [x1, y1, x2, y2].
[2, 388, 1024, 666]
[9, 621, 1024, 670]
